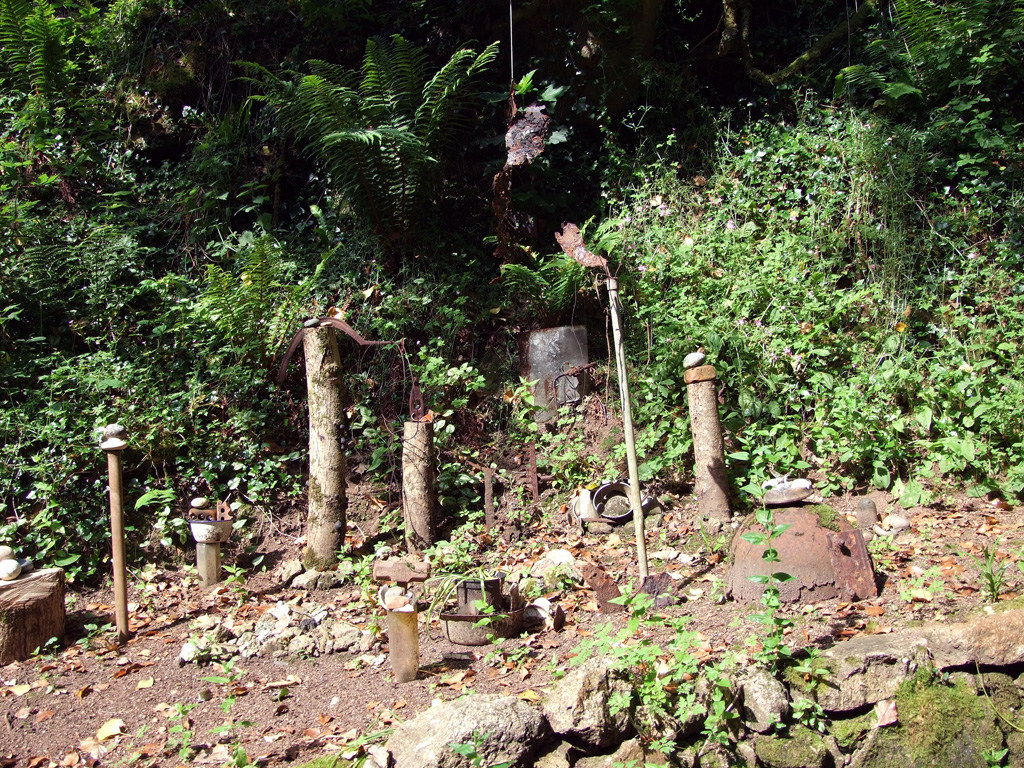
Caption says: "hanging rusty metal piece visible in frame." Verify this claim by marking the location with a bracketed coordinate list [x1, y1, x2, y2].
[276, 317, 394, 384]
[555, 222, 609, 273]
[408, 381, 427, 422]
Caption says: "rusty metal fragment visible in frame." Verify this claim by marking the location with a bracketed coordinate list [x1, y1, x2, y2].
[640, 572, 677, 609]
[579, 561, 624, 614]
[826, 529, 878, 601]
[555, 222, 609, 272]
[505, 104, 551, 167]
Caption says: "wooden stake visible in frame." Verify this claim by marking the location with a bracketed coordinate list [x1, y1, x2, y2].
[685, 365, 730, 522]
[402, 420, 437, 554]
[303, 325, 347, 570]
[100, 425, 130, 645]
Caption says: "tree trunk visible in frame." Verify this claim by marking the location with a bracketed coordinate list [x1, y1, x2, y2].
[304, 325, 347, 570]
[686, 366, 731, 522]
[402, 420, 437, 554]
[0, 568, 66, 664]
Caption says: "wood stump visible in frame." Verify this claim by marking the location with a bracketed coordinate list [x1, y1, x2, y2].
[402, 420, 437, 554]
[0, 568, 66, 664]
[685, 365, 731, 522]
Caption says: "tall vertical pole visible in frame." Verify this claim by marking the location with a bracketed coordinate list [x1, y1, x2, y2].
[606, 278, 649, 579]
[100, 424, 130, 645]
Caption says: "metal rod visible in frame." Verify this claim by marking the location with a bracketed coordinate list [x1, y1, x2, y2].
[100, 426, 130, 645]
[605, 278, 649, 579]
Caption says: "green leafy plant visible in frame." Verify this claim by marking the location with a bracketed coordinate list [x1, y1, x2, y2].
[449, 730, 513, 768]
[740, 507, 794, 671]
[972, 544, 1009, 603]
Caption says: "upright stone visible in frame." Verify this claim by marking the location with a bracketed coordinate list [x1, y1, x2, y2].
[303, 325, 347, 570]
[525, 326, 589, 422]
[402, 420, 437, 554]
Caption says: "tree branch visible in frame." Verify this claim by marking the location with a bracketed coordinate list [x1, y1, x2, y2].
[739, 0, 879, 86]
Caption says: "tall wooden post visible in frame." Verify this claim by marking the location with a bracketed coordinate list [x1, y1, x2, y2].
[100, 424, 130, 645]
[303, 324, 347, 570]
[402, 420, 437, 554]
[685, 363, 731, 522]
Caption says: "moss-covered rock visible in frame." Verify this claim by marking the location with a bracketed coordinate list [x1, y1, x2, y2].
[856, 669, 1004, 768]
[829, 709, 874, 751]
[753, 725, 828, 768]
[806, 504, 840, 532]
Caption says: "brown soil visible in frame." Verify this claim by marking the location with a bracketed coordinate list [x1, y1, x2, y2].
[3, 436, 1023, 767]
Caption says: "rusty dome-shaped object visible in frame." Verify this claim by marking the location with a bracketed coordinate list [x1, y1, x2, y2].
[728, 507, 876, 604]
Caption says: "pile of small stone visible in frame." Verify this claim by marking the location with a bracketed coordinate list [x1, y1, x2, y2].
[0, 544, 33, 582]
[178, 596, 378, 665]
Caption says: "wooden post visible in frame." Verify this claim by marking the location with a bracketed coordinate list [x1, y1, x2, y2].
[685, 363, 731, 522]
[402, 420, 437, 554]
[100, 424, 130, 645]
[303, 324, 347, 570]
[606, 277, 649, 579]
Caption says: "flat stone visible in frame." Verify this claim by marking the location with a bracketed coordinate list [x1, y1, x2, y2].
[816, 633, 931, 712]
[373, 557, 431, 584]
[763, 480, 814, 506]
[278, 560, 304, 586]
[884, 514, 911, 530]
[292, 571, 323, 590]
[683, 364, 716, 384]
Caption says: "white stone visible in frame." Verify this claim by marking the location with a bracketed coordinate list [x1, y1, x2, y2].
[683, 351, 706, 369]
[190, 497, 209, 509]
[0, 545, 13, 560]
[884, 514, 911, 530]
[0, 559, 21, 580]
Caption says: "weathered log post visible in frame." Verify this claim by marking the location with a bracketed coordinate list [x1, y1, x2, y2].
[684, 354, 731, 523]
[100, 424, 130, 645]
[303, 323, 347, 570]
[402, 420, 437, 554]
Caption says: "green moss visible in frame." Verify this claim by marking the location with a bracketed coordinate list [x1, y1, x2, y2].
[830, 710, 874, 750]
[294, 758, 350, 768]
[867, 668, 1005, 767]
[807, 504, 840, 532]
[754, 725, 828, 768]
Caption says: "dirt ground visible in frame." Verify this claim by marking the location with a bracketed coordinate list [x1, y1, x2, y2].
[3, 440, 1023, 767]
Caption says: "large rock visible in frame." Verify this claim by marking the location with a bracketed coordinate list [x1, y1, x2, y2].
[739, 667, 791, 733]
[916, 606, 1024, 668]
[808, 633, 931, 713]
[541, 657, 634, 748]
[385, 694, 550, 768]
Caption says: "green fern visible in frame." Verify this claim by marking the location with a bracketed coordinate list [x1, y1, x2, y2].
[0, 0, 69, 99]
[198, 235, 308, 368]
[242, 35, 499, 248]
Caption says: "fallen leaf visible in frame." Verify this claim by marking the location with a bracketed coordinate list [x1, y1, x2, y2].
[518, 690, 540, 701]
[78, 737, 108, 760]
[137, 677, 154, 689]
[874, 699, 898, 727]
[864, 605, 885, 617]
[61, 752, 80, 767]
[302, 728, 321, 739]
[8, 684, 31, 696]
[75, 686, 92, 699]
[14, 707, 31, 719]
[318, 714, 333, 725]
[34, 710, 56, 723]
[96, 718, 125, 742]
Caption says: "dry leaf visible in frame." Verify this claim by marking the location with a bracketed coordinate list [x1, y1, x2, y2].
[96, 718, 125, 741]
[34, 709, 56, 723]
[78, 737, 108, 760]
[318, 714, 333, 725]
[60, 753, 80, 767]
[75, 685, 92, 699]
[14, 707, 31, 719]
[302, 728, 321, 739]
[9, 684, 31, 696]
[137, 677, 154, 689]
[874, 699, 898, 727]
[864, 605, 885, 617]
[518, 690, 540, 701]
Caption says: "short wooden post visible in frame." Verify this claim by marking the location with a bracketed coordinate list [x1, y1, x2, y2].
[196, 543, 221, 587]
[100, 424, 130, 645]
[402, 420, 437, 554]
[685, 362, 731, 522]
